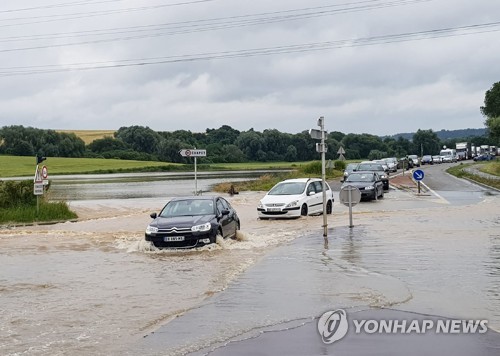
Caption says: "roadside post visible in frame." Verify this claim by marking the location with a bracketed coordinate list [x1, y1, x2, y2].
[339, 185, 361, 228]
[34, 155, 47, 214]
[179, 149, 207, 196]
[412, 169, 425, 194]
[309, 117, 328, 237]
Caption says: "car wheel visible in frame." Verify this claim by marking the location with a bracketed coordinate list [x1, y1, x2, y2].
[300, 204, 308, 216]
[212, 230, 223, 243]
[326, 200, 332, 214]
[233, 221, 240, 239]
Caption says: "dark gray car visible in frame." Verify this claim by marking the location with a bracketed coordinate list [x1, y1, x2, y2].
[354, 162, 389, 190]
[145, 196, 240, 248]
[341, 172, 384, 201]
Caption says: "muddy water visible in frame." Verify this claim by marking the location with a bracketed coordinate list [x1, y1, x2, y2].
[0, 187, 499, 355]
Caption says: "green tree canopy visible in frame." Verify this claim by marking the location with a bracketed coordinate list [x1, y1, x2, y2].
[412, 129, 441, 155]
[481, 81, 500, 119]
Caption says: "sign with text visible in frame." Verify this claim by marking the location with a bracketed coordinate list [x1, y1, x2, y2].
[34, 183, 44, 195]
[179, 149, 207, 157]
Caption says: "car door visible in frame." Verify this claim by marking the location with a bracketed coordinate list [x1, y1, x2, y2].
[309, 181, 324, 214]
[216, 198, 234, 237]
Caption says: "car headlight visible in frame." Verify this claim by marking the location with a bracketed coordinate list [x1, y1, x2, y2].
[191, 222, 211, 232]
[381, 174, 387, 179]
[285, 200, 299, 208]
[365, 185, 374, 190]
[145, 225, 158, 235]
[258, 201, 264, 209]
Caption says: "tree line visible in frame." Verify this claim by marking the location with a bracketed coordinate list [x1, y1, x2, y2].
[0, 124, 496, 164]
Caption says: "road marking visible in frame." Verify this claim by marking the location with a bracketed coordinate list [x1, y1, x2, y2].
[419, 180, 449, 204]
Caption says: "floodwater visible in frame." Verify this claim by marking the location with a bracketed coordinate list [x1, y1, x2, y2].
[0, 174, 499, 355]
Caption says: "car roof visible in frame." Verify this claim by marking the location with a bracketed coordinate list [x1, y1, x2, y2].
[349, 171, 376, 176]
[279, 178, 320, 183]
[169, 196, 218, 202]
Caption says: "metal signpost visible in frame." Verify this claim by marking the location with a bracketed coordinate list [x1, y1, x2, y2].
[412, 169, 425, 194]
[309, 117, 328, 237]
[179, 149, 207, 195]
[339, 185, 361, 228]
[34, 156, 47, 214]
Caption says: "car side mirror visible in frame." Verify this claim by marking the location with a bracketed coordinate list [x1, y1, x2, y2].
[221, 209, 230, 216]
[150, 212, 157, 219]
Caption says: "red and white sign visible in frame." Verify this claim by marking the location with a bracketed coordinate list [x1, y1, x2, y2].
[179, 149, 207, 157]
[41, 165, 48, 179]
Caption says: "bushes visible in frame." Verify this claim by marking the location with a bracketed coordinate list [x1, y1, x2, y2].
[0, 180, 77, 224]
[0, 180, 36, 208]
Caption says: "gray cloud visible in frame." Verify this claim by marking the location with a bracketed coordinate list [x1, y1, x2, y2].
[0, 0, 498, 136]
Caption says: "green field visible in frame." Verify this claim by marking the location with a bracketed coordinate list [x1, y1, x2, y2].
[0, 155, 180, 178]
[0, 155, 350, 178]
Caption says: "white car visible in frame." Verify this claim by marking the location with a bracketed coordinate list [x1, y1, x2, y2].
[257, 178, 334, 219]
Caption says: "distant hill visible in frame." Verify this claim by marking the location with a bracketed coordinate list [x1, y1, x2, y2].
[391, 128, 487, 141]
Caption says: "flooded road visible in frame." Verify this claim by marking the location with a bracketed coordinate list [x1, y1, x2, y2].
[0, 171, 499, 355]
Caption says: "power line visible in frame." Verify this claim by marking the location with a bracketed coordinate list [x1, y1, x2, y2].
[1, 21, 498, 77]
[0, 0, 217, 27]
[0, 0, 129, 14]
[0, 0, 432, 50]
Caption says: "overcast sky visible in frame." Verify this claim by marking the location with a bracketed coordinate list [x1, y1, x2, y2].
[0, 0, 499, 136]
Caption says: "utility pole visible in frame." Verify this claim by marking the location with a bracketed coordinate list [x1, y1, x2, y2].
[318, 117, 328, 237]
[309, 117, 328, 238]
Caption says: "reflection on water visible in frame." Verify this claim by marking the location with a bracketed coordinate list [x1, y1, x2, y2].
[46, 171, 267, 201]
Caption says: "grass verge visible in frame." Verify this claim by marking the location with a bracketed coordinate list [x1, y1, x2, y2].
[212, 163, 344, 193]
[0, 201, 78, 225]
[479, 161, 500, 176]
[447, 163, 500, 190]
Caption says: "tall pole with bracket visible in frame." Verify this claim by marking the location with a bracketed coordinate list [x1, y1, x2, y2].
[309, 117, 328, 238]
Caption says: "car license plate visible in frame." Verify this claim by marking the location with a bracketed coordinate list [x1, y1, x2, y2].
[268, 208, 281, 212]
[164, 236, 185, 242]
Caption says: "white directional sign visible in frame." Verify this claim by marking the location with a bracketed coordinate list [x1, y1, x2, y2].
[34, 183, 44, 195]
[337, 146, 346, 155]
[179, 149, 207, 157]
[309, 129, 323, 140]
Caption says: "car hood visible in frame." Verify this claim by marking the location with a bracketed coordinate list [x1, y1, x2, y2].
[152, 215, 214, 228]
[260, 194, 303, 204]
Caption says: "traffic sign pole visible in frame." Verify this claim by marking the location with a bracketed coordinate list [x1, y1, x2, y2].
[194, 156, 198, 196]
[179, 148, 206, 196]
[348, 188, 353, 228]
[412, 169, 424, 194]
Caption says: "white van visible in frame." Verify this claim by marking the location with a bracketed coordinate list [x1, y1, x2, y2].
[439, 149, 457, 163]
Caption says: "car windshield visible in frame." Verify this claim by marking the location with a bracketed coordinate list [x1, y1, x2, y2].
[346, 173, 374, 182]
[345, 164, 357, 172]
[160, 199, 214, 217]
[268, 182, 306, 195]
[357, 163, 383, 171]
